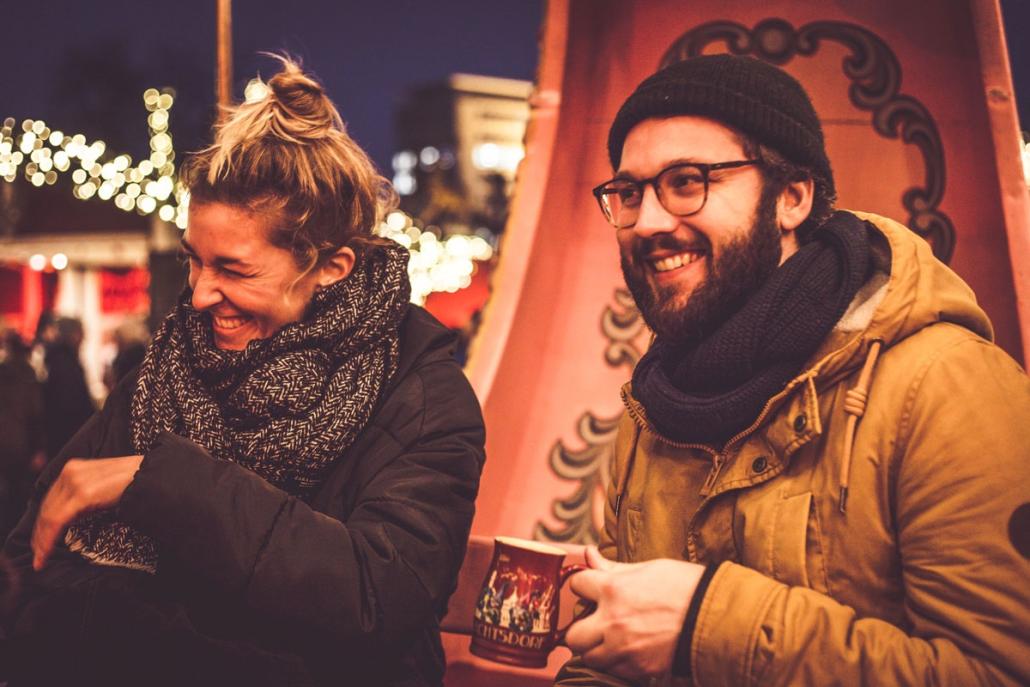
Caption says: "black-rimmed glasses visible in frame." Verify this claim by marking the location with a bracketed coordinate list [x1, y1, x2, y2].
[592, 159, 762, 229]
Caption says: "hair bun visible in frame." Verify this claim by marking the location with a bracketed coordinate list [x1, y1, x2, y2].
[264, 55, 340, 138]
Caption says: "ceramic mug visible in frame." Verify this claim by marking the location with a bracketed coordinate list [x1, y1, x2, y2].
[470, 536, 586, 668]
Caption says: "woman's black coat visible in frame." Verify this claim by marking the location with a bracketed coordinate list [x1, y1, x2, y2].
[1, 306, 485, 686]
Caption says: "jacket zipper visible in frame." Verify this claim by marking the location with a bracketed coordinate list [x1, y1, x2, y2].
[620, 387, 786, 498]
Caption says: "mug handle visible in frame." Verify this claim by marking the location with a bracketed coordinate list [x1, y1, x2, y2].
[554, 564, 598, 644]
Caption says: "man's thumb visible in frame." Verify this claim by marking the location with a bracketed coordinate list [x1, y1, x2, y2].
[585, 545, 615, 571]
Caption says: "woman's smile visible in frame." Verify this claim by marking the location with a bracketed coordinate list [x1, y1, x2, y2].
[184, 202, 322, 351]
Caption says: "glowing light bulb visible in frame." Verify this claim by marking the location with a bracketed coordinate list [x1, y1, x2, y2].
[137, 195, 157, 214]
[244, 79, 270, 103]
[386, 211, 408, 232]
[148, 110, 169, 131]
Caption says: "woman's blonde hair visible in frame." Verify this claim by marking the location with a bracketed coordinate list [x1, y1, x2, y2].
[181, 55, 393, 274]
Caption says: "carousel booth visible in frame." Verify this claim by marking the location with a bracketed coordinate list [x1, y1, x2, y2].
[0, 234, 150, 402]
[443, 0, 1029, 683]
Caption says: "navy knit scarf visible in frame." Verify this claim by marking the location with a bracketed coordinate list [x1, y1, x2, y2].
[631, 211, 870, 446]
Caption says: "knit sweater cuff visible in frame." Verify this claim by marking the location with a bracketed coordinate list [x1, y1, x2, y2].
[672, 564, 719, 677]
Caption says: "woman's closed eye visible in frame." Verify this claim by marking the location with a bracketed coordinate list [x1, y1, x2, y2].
[181, 251, 253, 279]
[219, 265, 253, 279]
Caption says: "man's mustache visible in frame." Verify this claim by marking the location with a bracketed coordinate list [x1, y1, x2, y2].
[631, 233, 711, 264]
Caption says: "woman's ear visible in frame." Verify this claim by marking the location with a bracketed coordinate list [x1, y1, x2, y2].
[316, 246, 356, 288]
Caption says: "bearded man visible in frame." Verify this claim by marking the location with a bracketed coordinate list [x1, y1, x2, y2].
[556, 54, 1030, 686]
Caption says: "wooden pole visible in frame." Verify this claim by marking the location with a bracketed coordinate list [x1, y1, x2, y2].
[216, 0, 233, 116]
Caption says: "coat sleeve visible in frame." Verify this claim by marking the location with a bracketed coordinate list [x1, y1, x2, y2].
[687, 337, 1030, 687]
[116, 357, 485, 646]
[1, 371, 136, 629]
[555, 412, 638, 687]
[2, 411, 105, 586]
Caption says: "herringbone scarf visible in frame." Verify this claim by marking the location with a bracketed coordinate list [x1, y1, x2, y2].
[66, 242, 411, 573]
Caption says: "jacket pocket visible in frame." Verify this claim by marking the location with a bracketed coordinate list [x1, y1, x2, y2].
[738, 489, 816, 589]
[770, 491, 812, 588]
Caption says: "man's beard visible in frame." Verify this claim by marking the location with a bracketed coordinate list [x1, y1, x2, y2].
[621, 188, 783, 345]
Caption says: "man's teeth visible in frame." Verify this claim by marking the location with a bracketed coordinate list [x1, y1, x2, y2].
[651, 252, 703, 272]
[213, 316, 248, 330]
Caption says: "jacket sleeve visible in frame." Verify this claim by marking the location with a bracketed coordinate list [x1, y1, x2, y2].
[2, 411, 105, 585]
[1, 371, 137, 629]
[116, 357, 485, 646]
[687, 337, 1030, 687]
[555, 412, 638, 687]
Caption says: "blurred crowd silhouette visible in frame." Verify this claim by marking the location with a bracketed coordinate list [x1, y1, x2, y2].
[0, 314, 148, 541]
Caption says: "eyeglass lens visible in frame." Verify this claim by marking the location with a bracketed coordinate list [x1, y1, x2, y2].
[598, 164, 707, 228]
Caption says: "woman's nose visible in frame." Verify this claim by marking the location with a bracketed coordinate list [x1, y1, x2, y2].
[631, 185, 678, 238]
[190, 270, 223, 311]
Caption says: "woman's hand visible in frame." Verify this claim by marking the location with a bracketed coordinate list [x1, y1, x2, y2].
[31, 455, 144, 571]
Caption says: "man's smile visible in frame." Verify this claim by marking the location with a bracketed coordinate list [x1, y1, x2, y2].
[649, 250, 706, 273]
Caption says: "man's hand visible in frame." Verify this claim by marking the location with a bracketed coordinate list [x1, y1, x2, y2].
[565, 546, 706, 681]
[31, 455, 143, 571]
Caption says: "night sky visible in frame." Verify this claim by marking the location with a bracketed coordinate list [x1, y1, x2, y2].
[1, 1, 1026, 174]
[1, 1, 543, 172]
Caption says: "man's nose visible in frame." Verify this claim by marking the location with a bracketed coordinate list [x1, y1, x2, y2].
[631, 184, 678, 238]
[190, 270, 222, 311]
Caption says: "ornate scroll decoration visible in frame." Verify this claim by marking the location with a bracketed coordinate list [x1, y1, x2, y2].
[602, 288, 647, 369]
[532, 412, 621, 544]
[535, 290, 644, 545]
[660, 18, 955, 263]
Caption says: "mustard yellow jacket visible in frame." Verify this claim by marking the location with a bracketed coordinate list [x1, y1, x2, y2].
[557, 213, 1030, 686]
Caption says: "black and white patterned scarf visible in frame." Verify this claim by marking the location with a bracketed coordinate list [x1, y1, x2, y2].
[66, 242, 411, 573]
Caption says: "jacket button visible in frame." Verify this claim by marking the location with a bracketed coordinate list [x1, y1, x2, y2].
[793, 414, 807, 432]
[751, 456, 768, 474]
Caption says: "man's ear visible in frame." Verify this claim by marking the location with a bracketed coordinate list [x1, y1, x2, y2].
[316, 246, 356, 288]
[777, 177, 814, 232]
[776, 178, 814, 262]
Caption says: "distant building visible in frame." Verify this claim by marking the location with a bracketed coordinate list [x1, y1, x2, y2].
[393, 74, 532, 236]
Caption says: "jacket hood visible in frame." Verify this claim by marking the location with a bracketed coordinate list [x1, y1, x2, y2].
[392, 305, 460, 382]
[809, 211, 993, 382]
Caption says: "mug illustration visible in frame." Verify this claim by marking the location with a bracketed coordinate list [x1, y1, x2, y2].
[474, 568, 555, 633]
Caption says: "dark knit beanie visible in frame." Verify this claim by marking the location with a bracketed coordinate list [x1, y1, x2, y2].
[608, 54, 834, 197]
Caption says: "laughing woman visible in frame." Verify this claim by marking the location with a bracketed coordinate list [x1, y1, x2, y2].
[2, 57, 484, 687]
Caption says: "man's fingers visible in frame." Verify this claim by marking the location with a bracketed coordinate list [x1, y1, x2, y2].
[585, 545, 614, 571]
[563, 608, 604, 654]
[568, 568, 605, 601]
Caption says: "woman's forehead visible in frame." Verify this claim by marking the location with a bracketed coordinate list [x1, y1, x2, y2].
[184, 202, 279, 258]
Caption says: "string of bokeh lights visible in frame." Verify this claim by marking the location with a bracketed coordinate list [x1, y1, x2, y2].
[0, 88, 186, 229]
[1, 79, 494, 305]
